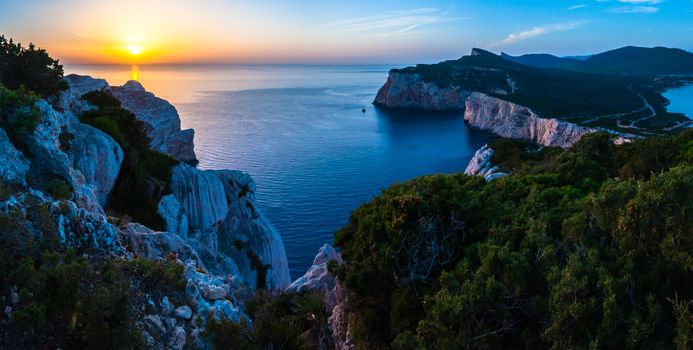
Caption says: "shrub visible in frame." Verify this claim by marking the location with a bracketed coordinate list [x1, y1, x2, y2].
[43, 178, 72, 200]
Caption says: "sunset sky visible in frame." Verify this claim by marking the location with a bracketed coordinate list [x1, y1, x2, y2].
[1, 0, 692, 64]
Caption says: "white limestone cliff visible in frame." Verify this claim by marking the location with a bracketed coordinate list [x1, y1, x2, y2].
[464, 92, 595, 148]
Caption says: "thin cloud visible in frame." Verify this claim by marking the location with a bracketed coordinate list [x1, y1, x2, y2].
[72, 30, 91, 38]
[568, 4, 588, 10]
[321, 8, 467, 38]
[611, 6, 660, 13]
[496, 21, 587, 46]
[617, 0, 662, 4]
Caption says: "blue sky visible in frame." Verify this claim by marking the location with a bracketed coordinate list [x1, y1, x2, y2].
[0, 0, 691, 64]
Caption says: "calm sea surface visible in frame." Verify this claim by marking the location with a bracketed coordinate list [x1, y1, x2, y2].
[65, 64, 492, 278]
[663, 84, 693, 120]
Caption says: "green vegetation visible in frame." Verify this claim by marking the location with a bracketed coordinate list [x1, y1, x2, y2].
[0, 35, 67, 98]
[0, 84, 41, 146]
[333, 131, 693, 349]
[80, 90, 179, 230]
[0, 194, 184, 349]
[395, 49, 692, 135]
[205, 291, 331, 349]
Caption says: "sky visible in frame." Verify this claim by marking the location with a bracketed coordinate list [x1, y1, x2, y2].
[0, 0, 692, 64]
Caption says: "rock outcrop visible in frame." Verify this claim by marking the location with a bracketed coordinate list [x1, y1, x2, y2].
[464, 144, 508, 182]
[111, 80, 197, 163]
[0, 129, 30, 186]
[373, 71, 470, 110]
[69, 124, 124, 206]
[290, 245, 355, 350]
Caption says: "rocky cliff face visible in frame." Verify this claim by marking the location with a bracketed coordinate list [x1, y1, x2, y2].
[464, 92, 595, 148]
[1, 75, 292, 348]
[374, 71, 597, 148]
[111, 80, 197, 163]
[373, 71, 470, 110]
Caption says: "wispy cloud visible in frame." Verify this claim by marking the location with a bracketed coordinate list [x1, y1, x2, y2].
[72, 30, 91, 38]
[321, 8, 466, 39]
[616, 0, 662, 4]
[495, 21, 587, 46]
[611, 6, 660, 13]
[568, 4, 588, 10]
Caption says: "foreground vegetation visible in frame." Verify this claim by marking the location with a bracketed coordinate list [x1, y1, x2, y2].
[334, 131, 693, 349]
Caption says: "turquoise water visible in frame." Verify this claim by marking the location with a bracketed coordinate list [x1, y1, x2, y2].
[663, 84, 693, 119]
[65, 64, 492, 278]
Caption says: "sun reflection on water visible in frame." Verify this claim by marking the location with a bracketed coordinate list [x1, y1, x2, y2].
[131, 65, 139, 81]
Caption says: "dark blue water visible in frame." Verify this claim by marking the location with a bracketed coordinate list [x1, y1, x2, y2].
[663, 84, 693, 120]
[66, 65, 492, 278]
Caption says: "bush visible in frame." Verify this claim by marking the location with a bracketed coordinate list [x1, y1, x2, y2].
[205, 291, 329, 350]
[0, 85, 41, 145]
[43, 178, 72, 200]
[334, 131, 693, 349]
[0, 35, 67, 97]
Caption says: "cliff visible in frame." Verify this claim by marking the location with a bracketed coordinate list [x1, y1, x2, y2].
[464, 92, 596, 148]
[373, 71, 470, 110]
[0, 75, 290, 348]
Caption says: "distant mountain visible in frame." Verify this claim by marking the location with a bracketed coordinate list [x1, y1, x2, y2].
[500, 52, 580, 69]
[574, 46, 693, 75]
[502, 46, 693, 75]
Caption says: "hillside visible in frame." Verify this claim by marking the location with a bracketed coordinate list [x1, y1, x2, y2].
[502, 46, 693, 75]
[375, 48, 693, 137]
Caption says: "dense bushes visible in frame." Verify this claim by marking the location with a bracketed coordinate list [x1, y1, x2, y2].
[206, 291, 330, 349]
[333, 131, 693, 349]
[80, 90, 179, 229]
[0, 35, 66, 97]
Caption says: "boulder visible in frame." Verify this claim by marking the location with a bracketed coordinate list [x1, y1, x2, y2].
[175, 305, 192, 320]
[464, 145, 508, 183]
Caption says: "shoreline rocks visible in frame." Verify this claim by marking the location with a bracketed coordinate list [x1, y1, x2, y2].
[463, 144, 508, 182]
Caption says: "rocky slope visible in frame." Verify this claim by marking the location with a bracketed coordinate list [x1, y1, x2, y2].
[1, 75, 290, 348]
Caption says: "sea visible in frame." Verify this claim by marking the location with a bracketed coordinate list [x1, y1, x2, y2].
[662, 84, 693, 121]
[62, 64, 490, 278]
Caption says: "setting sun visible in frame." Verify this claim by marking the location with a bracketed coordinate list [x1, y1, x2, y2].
[127, 45, 141, 55]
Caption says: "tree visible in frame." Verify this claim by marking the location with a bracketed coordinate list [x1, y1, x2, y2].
[0, 35, 67, 97]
